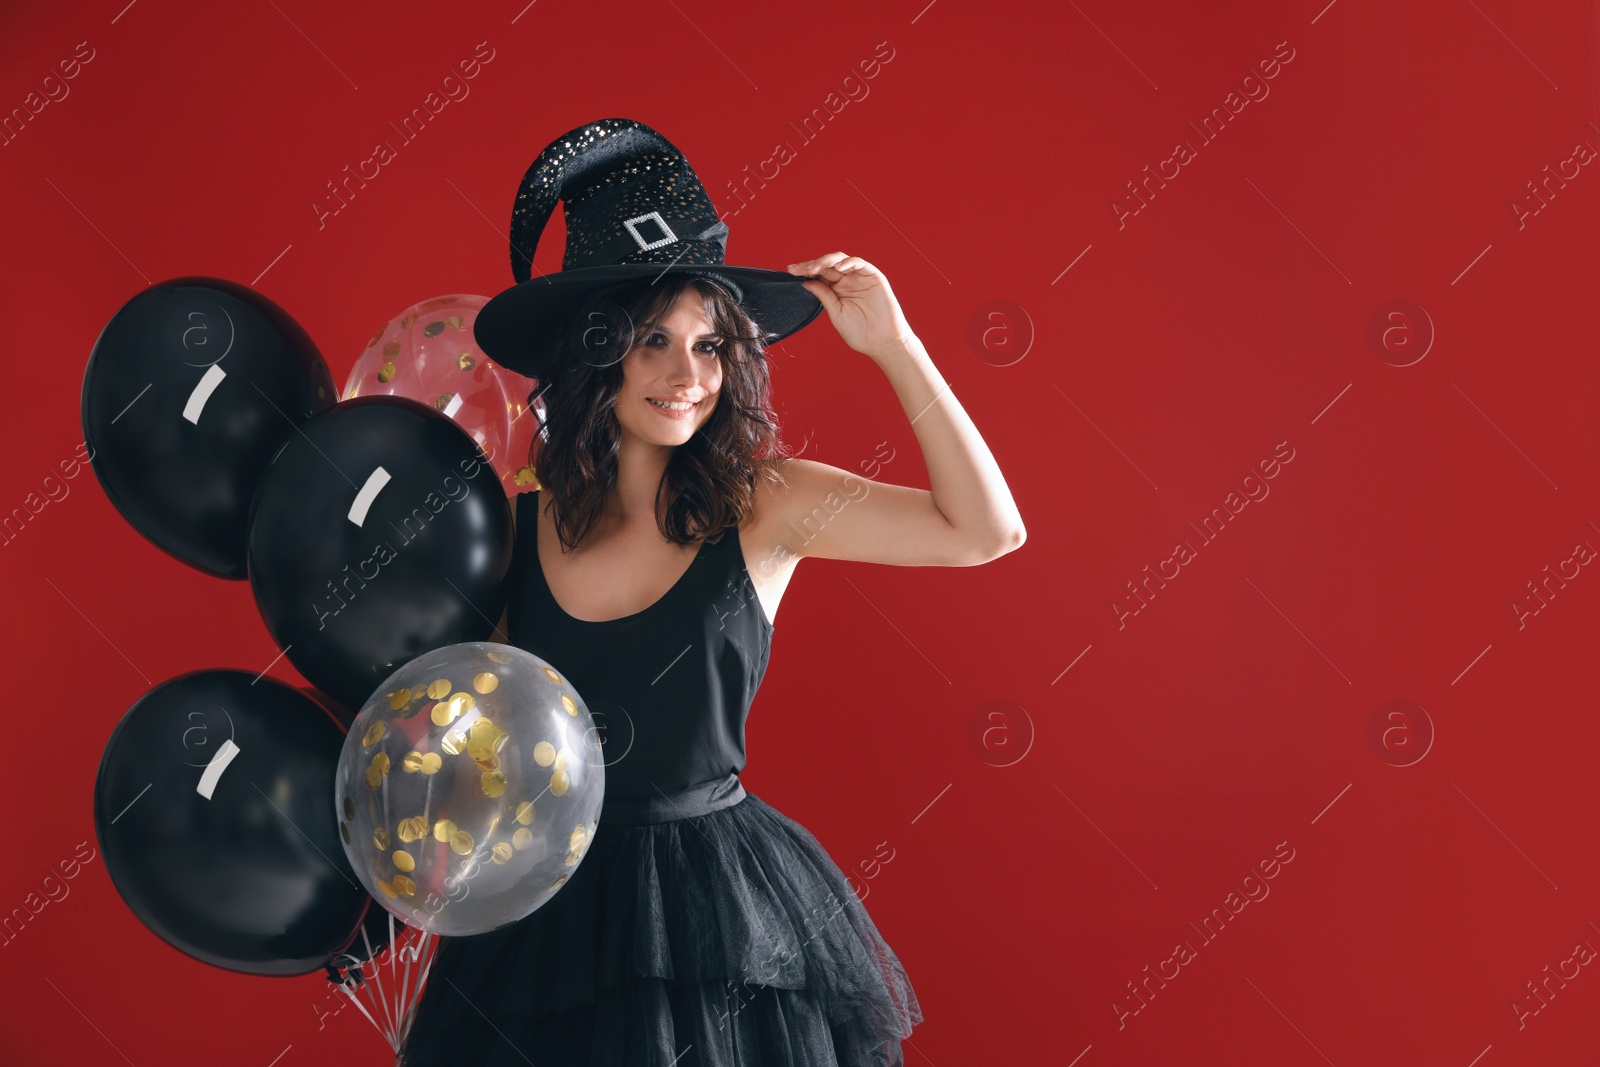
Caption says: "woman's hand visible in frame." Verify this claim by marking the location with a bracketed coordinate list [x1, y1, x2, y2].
[786, 253, 914, 361]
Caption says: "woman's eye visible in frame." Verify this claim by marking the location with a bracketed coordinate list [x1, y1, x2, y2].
[638, 333, 721, 355]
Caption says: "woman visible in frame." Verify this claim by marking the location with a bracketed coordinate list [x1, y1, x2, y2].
[398, 120, 1025, 1067]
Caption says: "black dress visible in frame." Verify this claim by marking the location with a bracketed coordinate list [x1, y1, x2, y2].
[397, 490, 924, 1066]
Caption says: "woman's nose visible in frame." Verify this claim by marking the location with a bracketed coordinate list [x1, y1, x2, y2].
[666, 344, 703, 378]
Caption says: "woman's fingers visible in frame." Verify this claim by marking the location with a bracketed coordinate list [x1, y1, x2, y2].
[832, 256, 873, 273]
[787, 252, 853, 276]
[789, 265, 841, 282]
[788, 255, 884, 314]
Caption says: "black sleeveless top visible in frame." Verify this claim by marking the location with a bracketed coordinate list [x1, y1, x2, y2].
[506, 490, 774, 799]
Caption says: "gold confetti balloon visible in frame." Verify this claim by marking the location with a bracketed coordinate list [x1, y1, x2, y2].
[334, 641, 603, 936]
[341, 294, 545, 501]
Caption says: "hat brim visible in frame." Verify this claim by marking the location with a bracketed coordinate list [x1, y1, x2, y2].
[473, 263, 824, 380]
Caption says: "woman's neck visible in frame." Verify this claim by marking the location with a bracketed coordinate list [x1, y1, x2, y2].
[609, 437, 675, 520]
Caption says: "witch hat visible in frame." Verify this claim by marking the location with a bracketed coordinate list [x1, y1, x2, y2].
[471, 118, 823, 380]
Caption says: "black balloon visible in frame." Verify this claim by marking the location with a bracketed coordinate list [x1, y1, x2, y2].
[246, 395, 514, 712]
[80, 277, 337, 580]
[93, 670, 369, 977]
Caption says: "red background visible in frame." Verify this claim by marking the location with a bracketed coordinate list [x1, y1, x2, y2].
[4, 0, 1600, 1063]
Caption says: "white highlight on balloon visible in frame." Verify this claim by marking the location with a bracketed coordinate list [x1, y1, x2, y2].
[349, 467, 391, 527]
[196, 738, 242, 799]
[182, 364, 227, 424]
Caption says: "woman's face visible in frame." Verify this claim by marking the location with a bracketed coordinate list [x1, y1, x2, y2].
[614, 288, 724, 448]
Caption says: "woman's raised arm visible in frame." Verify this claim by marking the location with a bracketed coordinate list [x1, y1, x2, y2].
[773, 253, 1026, 568]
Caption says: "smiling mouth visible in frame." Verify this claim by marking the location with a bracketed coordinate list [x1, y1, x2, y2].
[646, 398, 700, 415]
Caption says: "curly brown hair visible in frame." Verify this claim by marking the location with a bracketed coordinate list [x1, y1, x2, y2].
[525, 274, 797, 551]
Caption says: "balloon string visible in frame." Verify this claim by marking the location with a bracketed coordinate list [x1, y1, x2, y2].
[398, 927, 438, 1045]
[360, 920, 400, 1044]
[387, 910, 399, 1042]
[340, 912, 436, 1055]
[392, 940, 406, 1049]
[396, 919, 416, 1051]
[335, 972, 396, 1051]
[399, 919, 420, 1027]
[409, 934, 441, 1043]
[396, 933, 440, 1047]
[394, 776, 437, 1045]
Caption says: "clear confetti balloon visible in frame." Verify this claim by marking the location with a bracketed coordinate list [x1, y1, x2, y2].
[334, 641, 604, 937]
[344, 294, 546, 498]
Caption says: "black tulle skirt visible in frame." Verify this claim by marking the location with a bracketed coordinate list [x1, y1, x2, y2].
[396, 790, 923, 1067]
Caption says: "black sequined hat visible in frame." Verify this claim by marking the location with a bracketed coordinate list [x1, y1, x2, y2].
[473, 118, 824, 380]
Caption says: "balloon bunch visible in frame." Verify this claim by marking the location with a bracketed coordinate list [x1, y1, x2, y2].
[81, 278, 592, 1055]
